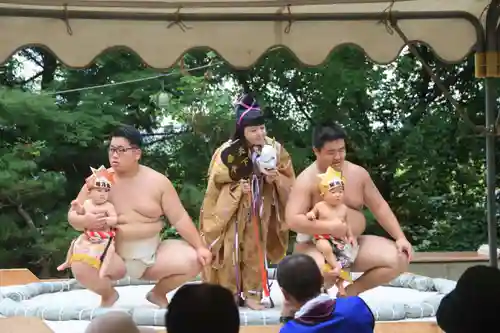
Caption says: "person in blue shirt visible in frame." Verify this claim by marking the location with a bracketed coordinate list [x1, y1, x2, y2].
[277, 254, 375, 333]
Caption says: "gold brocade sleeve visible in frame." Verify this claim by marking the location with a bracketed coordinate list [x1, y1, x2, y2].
[206, 142, 234, 186]
[200, 143, 244, 263]
[265, 143, 296, 263]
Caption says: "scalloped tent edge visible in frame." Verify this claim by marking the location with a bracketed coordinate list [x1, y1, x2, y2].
[0, 0, 498, 266]
[0, 0, 491, 68]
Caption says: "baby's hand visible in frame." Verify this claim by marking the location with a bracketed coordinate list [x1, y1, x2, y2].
[345, 235, 357, 247]
[306, 211, 316, 221]
[70, 200, 84, 214]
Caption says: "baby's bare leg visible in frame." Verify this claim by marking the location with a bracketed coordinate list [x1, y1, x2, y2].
[57, 238, 77, 271]
[316, 239, 340, 273]
[99, 241, 118, 279]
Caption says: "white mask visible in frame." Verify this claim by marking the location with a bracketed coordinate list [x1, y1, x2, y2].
[257, 144, 277, 172]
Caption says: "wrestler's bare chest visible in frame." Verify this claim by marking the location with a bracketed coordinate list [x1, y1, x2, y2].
[107, 177, 163, 224]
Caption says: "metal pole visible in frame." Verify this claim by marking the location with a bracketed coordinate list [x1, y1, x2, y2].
[484, 1, 498, 268]
[485, 77, 497, 267]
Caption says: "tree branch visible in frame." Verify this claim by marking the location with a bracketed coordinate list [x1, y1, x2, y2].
[18, 71, 43, 85]
[20, 49, 44, 68]
[17, 204, 39, 234]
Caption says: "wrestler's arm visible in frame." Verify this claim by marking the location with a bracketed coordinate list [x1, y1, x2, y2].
[361, 168, 406, 240]
[67, 185, 90, 231]
[286, 174, 345, 236]
[342, 205, 354, 239]
[105, 203, 118, 226]
[160, 176, 205, 249]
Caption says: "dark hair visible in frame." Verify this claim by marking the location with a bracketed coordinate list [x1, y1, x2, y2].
[231, 93, 265, 144]
[111, 124, 143, 147]
[277, 254, 323, 303]
[312, 123, 346, 150]
[166, 284, 240, 333]
[436, 265, 500, 333]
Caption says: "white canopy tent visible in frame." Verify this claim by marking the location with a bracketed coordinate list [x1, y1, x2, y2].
[0, 0, 491, 68]
[0, 0, 497, 264]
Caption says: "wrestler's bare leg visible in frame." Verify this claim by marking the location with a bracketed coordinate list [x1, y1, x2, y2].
[99, 241, 116, 279]
[71, 253, 126, 307]
[57, 238, 77, 271]
[141, 239, 201, 308]
[346, 235, 408, 297]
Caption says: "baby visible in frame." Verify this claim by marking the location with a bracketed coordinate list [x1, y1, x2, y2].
[57, 166, 118, 279]
[306, 166, 358, 296]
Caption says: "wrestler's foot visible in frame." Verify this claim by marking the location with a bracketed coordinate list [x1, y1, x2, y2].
[100, 290, 119, 307]
[56, 263, 70, 271]
[146, 291, 169, 308]
[245, 298, 265, 310]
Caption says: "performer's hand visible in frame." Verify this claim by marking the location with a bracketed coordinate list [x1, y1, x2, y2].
[306, 211, 316, 220]
[395, 237, 413, 261]
[196, 247, 213, 266]
[262, 169, 278, 183]
[240, 180, 251, 194]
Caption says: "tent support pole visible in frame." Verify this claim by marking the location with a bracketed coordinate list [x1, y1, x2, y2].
[483, 1, 499, 267]
[484, 77, 497, 267]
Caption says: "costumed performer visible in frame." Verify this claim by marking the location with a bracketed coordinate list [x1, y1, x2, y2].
[305, 166, 358, 296]
[58, 166, 120, 279]
[200, 93, 295, 310]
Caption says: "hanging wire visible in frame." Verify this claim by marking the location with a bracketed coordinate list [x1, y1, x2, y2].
[44, 61, 223, 96]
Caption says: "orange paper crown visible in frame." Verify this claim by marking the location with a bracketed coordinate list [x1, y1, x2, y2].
[85, 165, 115, 189]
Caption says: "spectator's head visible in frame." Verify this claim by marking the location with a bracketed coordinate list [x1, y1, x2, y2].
[84, 311, 155, 333]
[437, 265, 500, 333]
[109, 124, 143, 173]
[277, 254, 323, 309]
[166, 283, 240, 333]
[312, 123, 347, 170]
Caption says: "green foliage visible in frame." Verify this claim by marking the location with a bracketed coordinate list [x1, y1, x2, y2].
[0, 46, 497, 277]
